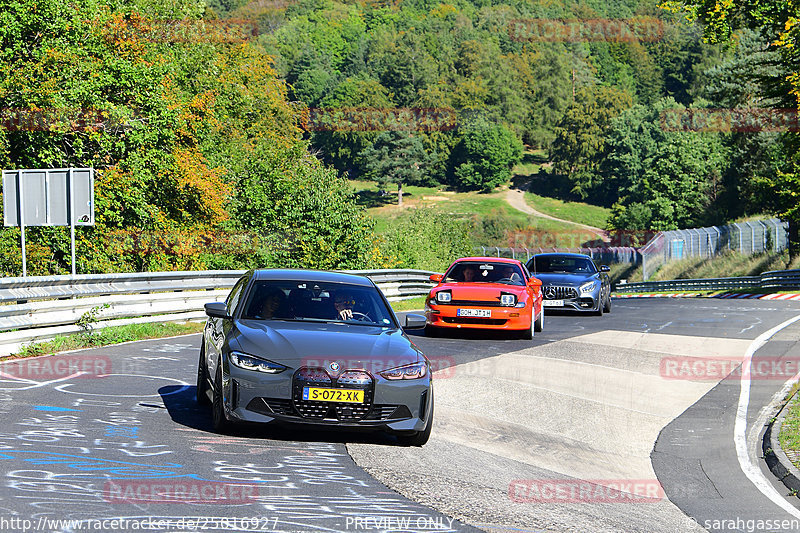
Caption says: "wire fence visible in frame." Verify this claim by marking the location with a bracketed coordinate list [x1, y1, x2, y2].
[640, 218, 788, 281]
[474, 247, 640, 264]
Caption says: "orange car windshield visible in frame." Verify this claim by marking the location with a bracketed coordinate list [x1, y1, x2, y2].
[444, 262, 525, 285]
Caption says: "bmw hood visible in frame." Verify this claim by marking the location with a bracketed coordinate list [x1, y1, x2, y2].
[231, 320, 423, 372]
[532, 273, 600, 287]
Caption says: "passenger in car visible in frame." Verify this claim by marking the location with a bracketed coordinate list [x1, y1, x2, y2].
[461, 265, 477, 282]
[258, 288, 287, 319]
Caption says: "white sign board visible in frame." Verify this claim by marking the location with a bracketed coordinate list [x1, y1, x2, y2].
[2, 167, 95, 276]
[3, 168, 94, 226]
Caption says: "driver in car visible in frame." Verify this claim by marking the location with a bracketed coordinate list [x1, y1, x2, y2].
[501, 265, 521, 283]
[334, 290, 361, 321]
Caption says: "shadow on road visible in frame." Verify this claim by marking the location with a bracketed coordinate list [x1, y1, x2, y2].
[158, 384, 411, 447]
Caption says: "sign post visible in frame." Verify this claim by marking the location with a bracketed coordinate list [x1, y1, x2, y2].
[3, 168, 95, 277]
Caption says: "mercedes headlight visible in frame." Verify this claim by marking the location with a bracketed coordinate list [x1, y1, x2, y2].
[579, 281, 598, 294]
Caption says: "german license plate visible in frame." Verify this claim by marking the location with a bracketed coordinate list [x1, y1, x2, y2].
[303, 387, 364, 403]
[457, 309, 491, 318]
[543, 300, 564, 307]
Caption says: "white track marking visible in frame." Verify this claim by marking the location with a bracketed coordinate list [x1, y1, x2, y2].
[735, 314, 800, 518]
[55, 374, 189, 397]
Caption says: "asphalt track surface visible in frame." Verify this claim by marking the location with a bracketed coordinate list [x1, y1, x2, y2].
[0, 298, 799, 532]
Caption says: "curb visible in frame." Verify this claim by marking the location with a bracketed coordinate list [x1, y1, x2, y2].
[763, 391, 800, 498]
[613, 292, 800, 300]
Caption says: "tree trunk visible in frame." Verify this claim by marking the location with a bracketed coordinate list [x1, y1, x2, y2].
[789, 218, 799, 262]
[397, 182, 403, 207]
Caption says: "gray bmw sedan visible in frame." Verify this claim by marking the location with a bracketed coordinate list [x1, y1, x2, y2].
[197, 269, 433, 446]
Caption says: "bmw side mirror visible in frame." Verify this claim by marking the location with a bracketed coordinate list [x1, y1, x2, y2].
[600, 265, 610, 272]
[205, 301, 230, 319]
[403, 313, 427, 329]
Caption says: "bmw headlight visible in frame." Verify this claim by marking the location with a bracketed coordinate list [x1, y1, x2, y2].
[579, 281, 598, 294]
[435, 290, 452, 303]
[230, 352, 287, 374]
[380, 362, 428, 380]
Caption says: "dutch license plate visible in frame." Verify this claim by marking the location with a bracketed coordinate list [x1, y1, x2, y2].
[543, 300, 564, 307]
[303, 387, 364, 403]
[457, 309, 492, 318]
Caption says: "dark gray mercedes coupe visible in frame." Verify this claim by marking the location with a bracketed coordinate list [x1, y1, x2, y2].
[197, 269, 433, 445]
[525, 253, 611, 315]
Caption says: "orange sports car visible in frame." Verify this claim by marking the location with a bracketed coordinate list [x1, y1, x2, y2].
[424, 257, 544, 338]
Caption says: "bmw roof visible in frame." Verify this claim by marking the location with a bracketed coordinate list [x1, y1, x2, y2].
[251, 269, 374, 286]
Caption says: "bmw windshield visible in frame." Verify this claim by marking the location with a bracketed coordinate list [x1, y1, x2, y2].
[240, 280, 397, 327]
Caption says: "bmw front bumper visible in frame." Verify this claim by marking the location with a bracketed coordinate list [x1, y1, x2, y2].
[221, 362, 432, 433]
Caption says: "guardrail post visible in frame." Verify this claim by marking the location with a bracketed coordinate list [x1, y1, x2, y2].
[746, 221, 755, 254]
[495, 247, 500, 257]
[756, 220, 766, 252]
[771, 219, 780, 252]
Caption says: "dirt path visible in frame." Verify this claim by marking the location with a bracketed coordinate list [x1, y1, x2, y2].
[505, 188, 610, 243]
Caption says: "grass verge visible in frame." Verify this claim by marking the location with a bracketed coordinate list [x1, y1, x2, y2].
[779, 389, 800, 471]
[390, 296, 427, 312]
[350, 179, 601, 247]
[523, 192, 610, 229]
[2, 321, 205, 360]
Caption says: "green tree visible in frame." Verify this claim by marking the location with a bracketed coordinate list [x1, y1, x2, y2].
[233, 143, 381, 269]
[311, 76, 394, 175]
[359, 131, 433, 206]
[449, 124, 523, 192]
[379, 209, 473, 272]
[664, 0, 800, 255]
[604, 98, 728, 230]
[549, 86, 633, 203]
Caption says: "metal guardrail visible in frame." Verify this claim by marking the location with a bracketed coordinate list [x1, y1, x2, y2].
[615, 268, 800, 293]
[0, 269, 438, 355]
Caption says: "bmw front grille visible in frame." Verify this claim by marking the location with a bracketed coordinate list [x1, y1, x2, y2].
[292, 367, 374, 421]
